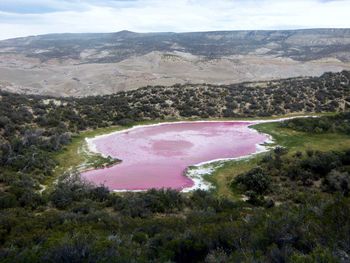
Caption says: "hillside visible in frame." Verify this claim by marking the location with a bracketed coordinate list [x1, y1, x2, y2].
[1, 70, 350, 261]
[0, 70, 349, 187]
[0, 71, 348, 135]
[2, 29, 350, 63]
[0, 29, 350, 96]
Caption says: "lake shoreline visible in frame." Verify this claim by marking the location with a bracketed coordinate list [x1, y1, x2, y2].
[84, 116, 316, 192]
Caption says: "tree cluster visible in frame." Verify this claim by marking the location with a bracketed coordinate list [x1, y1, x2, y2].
[281, 112, 350, 134]
[233, 147, 350, 205]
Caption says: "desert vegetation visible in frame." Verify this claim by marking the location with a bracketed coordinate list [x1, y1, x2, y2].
[0, 71, 350, 262]
[233, 147, 350, 205]
[77, 70, 349, 120]
[280, 111, 350, 133]
[0, 71, 348, 188]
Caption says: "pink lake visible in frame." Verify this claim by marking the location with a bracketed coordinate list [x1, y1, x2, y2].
[81, 121, 268, 191]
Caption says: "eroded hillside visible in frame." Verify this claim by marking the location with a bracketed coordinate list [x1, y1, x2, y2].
[0, 29, 350, 96]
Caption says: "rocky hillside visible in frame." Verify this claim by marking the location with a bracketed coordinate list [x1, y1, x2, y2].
[0, 29, 350, 96]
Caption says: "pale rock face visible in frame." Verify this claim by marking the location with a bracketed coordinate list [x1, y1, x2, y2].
[0, 29, 350, 97]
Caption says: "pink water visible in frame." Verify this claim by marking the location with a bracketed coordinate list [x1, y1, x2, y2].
[81, 122, 268, 191]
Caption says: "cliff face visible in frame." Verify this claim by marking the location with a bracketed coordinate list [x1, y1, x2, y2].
[0, 29, 350, 97]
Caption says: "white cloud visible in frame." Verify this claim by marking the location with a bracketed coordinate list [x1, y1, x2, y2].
[0, 0, 349, 40]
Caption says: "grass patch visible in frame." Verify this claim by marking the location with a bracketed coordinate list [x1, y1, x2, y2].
[253, 122, 350, 153]
[206, 156, 265, 200]
[210, 121, 350, 199]
[48, 125, 124, 187]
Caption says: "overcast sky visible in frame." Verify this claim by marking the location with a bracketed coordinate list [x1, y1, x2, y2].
[0, 0, 349, 40]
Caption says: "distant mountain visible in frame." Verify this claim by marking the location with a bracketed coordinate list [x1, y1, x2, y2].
[2, 29, 350, 63]
[0, 29, 350, 96]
